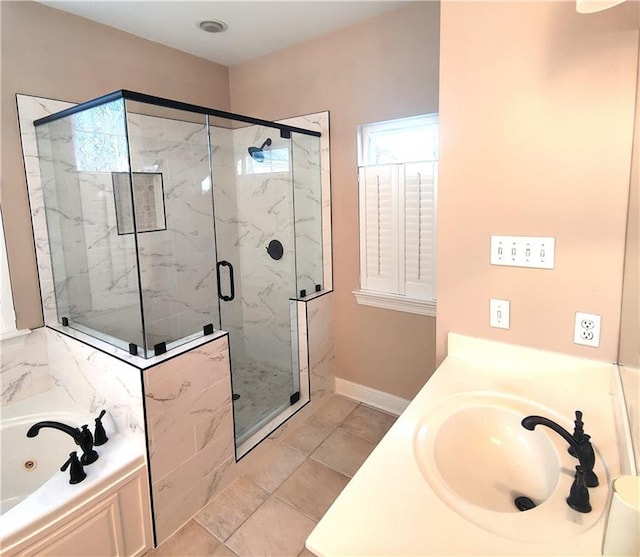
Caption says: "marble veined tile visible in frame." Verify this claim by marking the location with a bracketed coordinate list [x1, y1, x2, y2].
[149, 424, 198, 481]
[17, 95, 74, 326]
[307, 293, 335, 402]
[45, 328, 145, 439]
[194, 402, 233, 452]
[153, 429, 234, 506]
[0, 329, 51, 406]
[155, 456, 234, 545]
[149, 376, 231, 444]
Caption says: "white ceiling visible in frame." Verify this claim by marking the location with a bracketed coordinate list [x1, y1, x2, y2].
[38, 1, 408, 66]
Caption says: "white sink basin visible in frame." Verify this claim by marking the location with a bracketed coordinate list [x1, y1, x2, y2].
[428, 404, 560, 512]
[413, 392, 605, 542]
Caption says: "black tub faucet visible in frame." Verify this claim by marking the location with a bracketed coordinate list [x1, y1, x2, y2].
[521, 412, 598, 488]
[61, 451, 86, 484]
[27, 421, 99, 465]
[94, 409, 109, 446]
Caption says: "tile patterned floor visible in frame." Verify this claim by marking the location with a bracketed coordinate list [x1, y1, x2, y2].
[146, 395, 396, 557]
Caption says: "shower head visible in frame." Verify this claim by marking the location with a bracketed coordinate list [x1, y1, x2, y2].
[248, 138, 272, 163]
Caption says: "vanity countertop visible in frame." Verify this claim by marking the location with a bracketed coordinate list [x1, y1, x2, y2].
[306, 334, 626, 556]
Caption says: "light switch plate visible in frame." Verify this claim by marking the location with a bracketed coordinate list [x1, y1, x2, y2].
[490, 298, 510, 329]
[490, 236, 555, 269]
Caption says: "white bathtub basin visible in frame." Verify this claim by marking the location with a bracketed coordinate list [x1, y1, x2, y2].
[1, 411, 90, 514]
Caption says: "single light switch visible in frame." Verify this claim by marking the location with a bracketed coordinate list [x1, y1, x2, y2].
[490, 299, 510, 329]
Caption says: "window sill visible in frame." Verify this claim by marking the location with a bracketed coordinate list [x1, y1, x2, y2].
[352, 290, 436, 317]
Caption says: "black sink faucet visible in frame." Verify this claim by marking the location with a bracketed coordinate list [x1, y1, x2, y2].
[27, 421, 99, 465]
[521, 413, 598, 488]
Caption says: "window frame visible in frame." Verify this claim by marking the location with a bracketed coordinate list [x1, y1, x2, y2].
[353, 114, 438, 317]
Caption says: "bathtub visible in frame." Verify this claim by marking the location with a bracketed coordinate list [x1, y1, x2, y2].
[0, 389, 152, 556]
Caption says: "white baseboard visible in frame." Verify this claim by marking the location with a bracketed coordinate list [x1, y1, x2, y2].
[335, 378, 410, 416]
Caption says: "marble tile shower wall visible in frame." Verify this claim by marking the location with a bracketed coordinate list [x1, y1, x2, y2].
[287, 114, 327, 294]
[307, 294, 335, 403]
[127, 113, 219, 348]
[229, 127, 297, 373]
[34, 106, 142, 345]
[20, 95, 222, 351]
[281, 112, 331, 291]
[18, 95, 73, 326]
[143, 335, 234, 544]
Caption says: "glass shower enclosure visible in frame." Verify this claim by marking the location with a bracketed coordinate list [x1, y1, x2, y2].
[34, 90, 323, 451]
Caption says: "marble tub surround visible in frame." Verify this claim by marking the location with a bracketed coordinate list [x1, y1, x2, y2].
[45, 327, 145, 440]
[0, 326, 144, 444]
[0, 328, 50, 406]
[307, 334, 630, 556]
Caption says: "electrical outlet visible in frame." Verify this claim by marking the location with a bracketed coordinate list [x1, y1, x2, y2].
[490, 299, 510, 329]
[573, 312, 601, 348]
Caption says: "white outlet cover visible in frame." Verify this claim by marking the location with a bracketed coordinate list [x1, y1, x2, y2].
[490, 298, 510, 329]
[574, 312, 601, 348]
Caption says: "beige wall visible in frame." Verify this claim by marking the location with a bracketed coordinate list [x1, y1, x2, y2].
[228, 2, 440, 400]
[1, 1, 230, 329]
[619, 27, 639, 368]
[437, 2, 639, 364]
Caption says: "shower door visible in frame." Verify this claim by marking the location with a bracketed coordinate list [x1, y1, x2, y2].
[210, 122, 300, 451]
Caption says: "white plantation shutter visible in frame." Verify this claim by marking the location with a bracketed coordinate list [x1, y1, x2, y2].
[403, 162, 436, 299]
[358, 162, 436, 301]
[356, 113, 438, 314]
[359, 165, 399, 293]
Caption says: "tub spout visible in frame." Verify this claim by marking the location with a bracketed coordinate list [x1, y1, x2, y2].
[27, 421, 99, 465]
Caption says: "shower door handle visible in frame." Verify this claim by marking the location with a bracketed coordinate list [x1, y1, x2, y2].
[216, 260, 235, 302]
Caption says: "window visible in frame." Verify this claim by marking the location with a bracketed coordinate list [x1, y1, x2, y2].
[354, 114, 438, 316]
[74, 100, 129, 173]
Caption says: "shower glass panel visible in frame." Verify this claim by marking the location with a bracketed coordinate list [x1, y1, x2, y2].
[35, 90, 322, 453]
[211, 120, 300, 446]
[291, 132, 324, 295]
[36, 99, 145, 352]
[124, 100, 220, 355]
